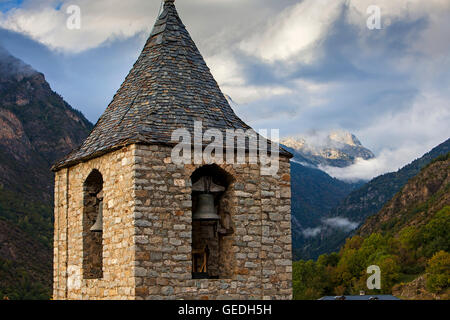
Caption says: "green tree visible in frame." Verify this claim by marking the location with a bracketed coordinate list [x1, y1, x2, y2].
[426, 251, 450, 293]
[374, 255, 401, 293]
[293, 260, 330, 300]
[420, 207, 450, 257]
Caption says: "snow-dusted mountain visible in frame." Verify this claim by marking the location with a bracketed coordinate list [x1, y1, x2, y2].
[281, 131, 375, 168]
[223, 95, 371, 256]
[224, 94, 375, 169]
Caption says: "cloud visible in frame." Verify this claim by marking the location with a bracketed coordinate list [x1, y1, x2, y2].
[0, 0, 294, 53]
[319, 149, 414, 182]
[232, 1, 450, 179]
[239, 0, 450, 64]
[318, 89, 450, 181]
[0, 44, 35, 76]
[0, 0, 160, 53]
[302, 227, 322, 238]
[205, 51, 245, 87]
[301, 217, 359, 238]
[346, 0, 450, 28]
[239, 0, 343, 63]
[0, 0, 448, 181]
[222, 84, 293, 106]
[0, 26, 145, 121]
[323, 217, 358, 231]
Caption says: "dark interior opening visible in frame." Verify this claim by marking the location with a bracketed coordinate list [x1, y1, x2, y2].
[191, 164, 235, 279]
[82, 169, 103, 279]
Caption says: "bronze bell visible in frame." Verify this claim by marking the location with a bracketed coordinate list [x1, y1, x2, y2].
[90, 191, 103, 232]
[193, 194, 220, 221]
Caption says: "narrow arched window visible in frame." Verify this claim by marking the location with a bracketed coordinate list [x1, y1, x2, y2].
[82, 169, 103, 279]
[191, 164, 235, 279]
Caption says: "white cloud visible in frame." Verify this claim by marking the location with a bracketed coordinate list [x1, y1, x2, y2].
[320, 90, 450, 182]
[0, 0, 299, 105]
[239, 0, 343, 63]
[0, 0, 159, 53]
[413, 8, 450, 59]
[344, 0, 450, 77]
[323, 217, 358, 231]
[238, 0, 450, 64]
[302, 227, 322, 238]
[1, 0, 447, 60]
[1, 0, 448, 182]
[302, 217, 359, 238]
[346, 0, 450, 27]
[222, 85, 292, 105]
[320, 149, 415, 182]
[205, 51, 244, 87]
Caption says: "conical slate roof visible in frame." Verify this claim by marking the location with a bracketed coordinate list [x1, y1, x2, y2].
[54, 0, 290, 170]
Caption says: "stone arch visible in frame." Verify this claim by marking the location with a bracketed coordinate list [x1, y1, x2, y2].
[190, 164, 236, 279]
[82, 169, 104, 279]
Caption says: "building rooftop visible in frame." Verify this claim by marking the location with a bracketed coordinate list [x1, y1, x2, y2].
[53, 0, 290, 171]
[319, 295, 401, 300]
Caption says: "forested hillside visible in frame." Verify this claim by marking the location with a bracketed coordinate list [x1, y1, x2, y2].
[298, 138, 450, 260]
[0, 48, 92, 299]
[290, 161, 359, 257]
[293, 154, 450, 300]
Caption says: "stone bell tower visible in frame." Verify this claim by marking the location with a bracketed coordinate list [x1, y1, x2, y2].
[52, 0, 293, 300]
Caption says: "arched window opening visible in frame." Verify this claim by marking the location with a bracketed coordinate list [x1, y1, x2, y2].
[191, 165, 235, 279]
[82, 169, 103, 279]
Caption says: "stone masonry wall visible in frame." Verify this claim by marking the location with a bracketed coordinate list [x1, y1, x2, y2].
[133, 144, 292, 300]
[54, 143, 292, 300]
[53, 146, 136, 300]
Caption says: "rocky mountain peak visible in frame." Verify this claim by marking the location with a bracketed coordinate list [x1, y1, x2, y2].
[281, 130, 375, 168]
[0, 48, 93, 200]
[0, 46, 39, 80]
[328, 130, 362, 147]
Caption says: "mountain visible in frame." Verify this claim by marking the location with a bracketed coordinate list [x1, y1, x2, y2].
[280, 131, 372, 258]
[358, 153, 449, 237]
[359, 153, 450, 299]
[0, 47, 92, 199]
[227, 95, 375, 169]
[225, 94, 367, 255]
[297, 138, 450, 260]
[290, 162, 359, 255]
[281, 131, 375, 168]
[293, 153, 449, 299]
[0, 47, 93, 299]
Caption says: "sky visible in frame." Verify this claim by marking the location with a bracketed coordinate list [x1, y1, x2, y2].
[0, 0, 449, 181]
